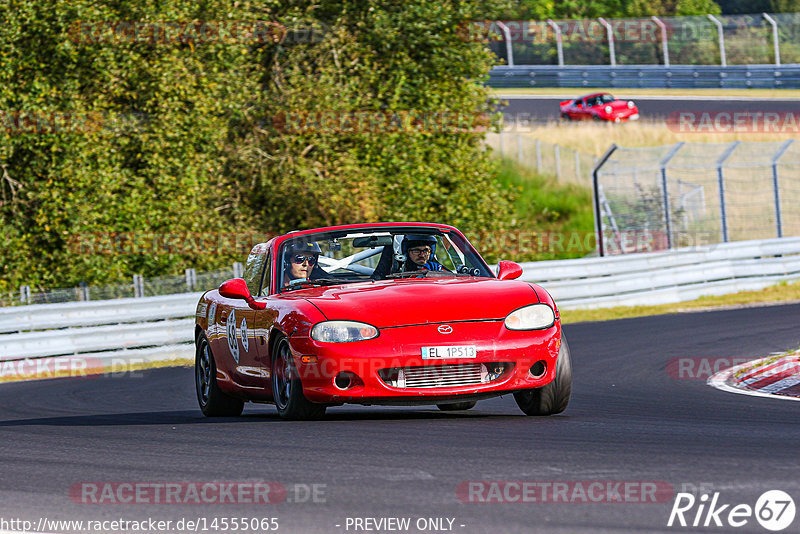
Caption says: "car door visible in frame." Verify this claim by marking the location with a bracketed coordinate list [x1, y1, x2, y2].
[225, 244, 270, 388]
[577, 98, 593, 120]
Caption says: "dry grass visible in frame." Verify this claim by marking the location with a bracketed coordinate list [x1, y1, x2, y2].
[561, 280, 800, 324]
[512, 120, 797, 157]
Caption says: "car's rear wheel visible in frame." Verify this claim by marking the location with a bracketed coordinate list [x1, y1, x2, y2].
[514, 334, 572, 416]
[196, 333, 244, 417]
[560, 113, 571, 121]
[437, 401, 477, 411]
[271, 336, 326, 420]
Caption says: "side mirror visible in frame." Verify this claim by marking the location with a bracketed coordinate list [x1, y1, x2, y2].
[496, 261, 523, 281]
[219, 278, 266, 310]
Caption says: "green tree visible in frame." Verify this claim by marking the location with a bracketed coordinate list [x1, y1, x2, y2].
[0, 0, 516, 292]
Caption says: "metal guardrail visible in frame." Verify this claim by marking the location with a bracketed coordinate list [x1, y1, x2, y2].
[0, 292, 200, 376]
[1, 236, 798, 373]
[484, 13, 800, 68]
[520, 236, 800, 309]
[0, 292, 203, 334]
[488, 65, 800, 89]
[1, 319, 194, 361]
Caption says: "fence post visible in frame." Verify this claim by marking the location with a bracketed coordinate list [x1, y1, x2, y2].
[495, 21, 514, 67]
[707, 15, 727, 67]
[79, 281, 90, 302]
[516, 134, 522, 163]
[133, 274, 144, 298]
[20, 285, 31, 305]
[762, 13, 781, 66]
[771, 139, 794, 238]
[592, 144, 618, 256]
[716, 141, 740, 243]
[554, 145, 561, 180]
[233, 262, 244, 279]
[652, 16, 670, 67]
[598, 18, 616, 67]
[547, 19, 564, 67]
[185, 268, 197, 291]
[536, 139, 542, 172]
[658, 142, 685, 250]
[499, 131, 504, 157]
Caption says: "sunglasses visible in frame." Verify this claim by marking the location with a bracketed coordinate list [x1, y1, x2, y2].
[291, 254, 317, 265]
[408, 247, 431, 255]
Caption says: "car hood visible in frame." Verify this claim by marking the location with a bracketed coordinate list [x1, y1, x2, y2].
[297, 278, 540, 328]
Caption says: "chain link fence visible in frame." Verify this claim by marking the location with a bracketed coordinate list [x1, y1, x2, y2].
[486, 131, 597, 187]
[594, 140, 800, 255]
[1, 266, 242, 308]
[487, 12, 800, 66]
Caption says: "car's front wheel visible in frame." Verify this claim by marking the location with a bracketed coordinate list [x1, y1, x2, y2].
[514, 334, 572, 416]
[271, 336, 327, 420]
[437, 401, 477, 411]
[196, 333, 244, 417]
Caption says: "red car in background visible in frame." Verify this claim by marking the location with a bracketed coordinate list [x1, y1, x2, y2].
[194, 222, 571, 420]
[560, 92, 639, 122]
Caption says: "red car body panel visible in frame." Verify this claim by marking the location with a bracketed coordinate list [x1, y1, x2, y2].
[559, 92, 640, 122]
[194, 222, 562, 407]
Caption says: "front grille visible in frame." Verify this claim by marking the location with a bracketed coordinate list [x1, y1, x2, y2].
[378, 362, 509, 389]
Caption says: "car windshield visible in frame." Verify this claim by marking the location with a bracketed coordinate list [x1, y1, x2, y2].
[277, 227, 492, 292]
[586, 94, 615, 106]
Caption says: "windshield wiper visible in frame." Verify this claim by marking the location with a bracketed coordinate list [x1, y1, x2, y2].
[385, 271, 429, 279]
[280, 278, 350, 291]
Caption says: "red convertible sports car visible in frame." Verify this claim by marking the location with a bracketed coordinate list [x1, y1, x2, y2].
[194, 222, 571, 420]
[559, 92, 639, 122]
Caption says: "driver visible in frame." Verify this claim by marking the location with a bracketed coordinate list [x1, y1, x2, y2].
[400, 234, 446, 272]
[283, 241, 321, 285]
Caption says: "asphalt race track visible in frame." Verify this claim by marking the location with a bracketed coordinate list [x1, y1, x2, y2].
[498, 94, 800, 122]
[2, 303, 800, 534]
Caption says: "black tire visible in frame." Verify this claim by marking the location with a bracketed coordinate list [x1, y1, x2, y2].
[514, 334, 572, 416]
[560, 113, 571, 121]
[195, 333, 244, 417]
[271, 336, 327, 420]
[437, 401, 477, 411]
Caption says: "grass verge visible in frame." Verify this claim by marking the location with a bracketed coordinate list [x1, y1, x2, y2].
[493, 157, 595, 261]
[509, 120, 797, 157]
[0, 357, 193, 383]
[561, 280, 800, 324]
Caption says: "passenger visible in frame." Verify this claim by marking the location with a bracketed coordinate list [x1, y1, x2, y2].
[400, 234, 446, 272]
[283, 241, 321, 285]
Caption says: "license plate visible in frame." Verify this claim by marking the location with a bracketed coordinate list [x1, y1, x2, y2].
[421, 345, 477, 359]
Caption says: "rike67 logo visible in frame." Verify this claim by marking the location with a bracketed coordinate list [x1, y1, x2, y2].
[668, 490, 795, 531]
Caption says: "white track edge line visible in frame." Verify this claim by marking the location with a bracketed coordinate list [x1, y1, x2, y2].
[707, 356, 800, 402]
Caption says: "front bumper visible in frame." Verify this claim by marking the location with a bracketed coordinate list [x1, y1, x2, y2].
[288, 320, 561, 404]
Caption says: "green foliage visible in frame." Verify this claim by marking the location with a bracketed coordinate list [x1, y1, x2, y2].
[491, 158, 595, 261]
[502, 0, 720, 18]
[0, 0, 520, 293]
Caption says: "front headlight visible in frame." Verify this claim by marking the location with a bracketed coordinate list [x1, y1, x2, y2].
[604, 105, 613, 114]
[504, 304, 555, 330]
[627, 100, 635, 108]
[311, 320, 379, 343]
